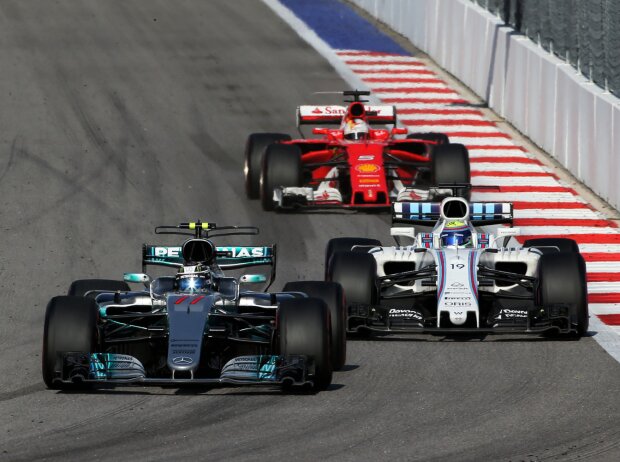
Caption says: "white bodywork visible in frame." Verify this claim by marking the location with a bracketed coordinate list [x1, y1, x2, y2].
[370, 197, 541, 327]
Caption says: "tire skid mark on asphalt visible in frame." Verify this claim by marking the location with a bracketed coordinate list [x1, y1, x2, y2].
[0, 383, 45, 403]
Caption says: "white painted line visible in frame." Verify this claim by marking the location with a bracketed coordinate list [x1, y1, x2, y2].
[513, 209, 601, 219]
[587, 262, 620, 272]
[398, 113, 487, 121]
[589, 304, 620, 314]
[449, 136, 519, 146]
[471, 192, 583, 202]
[578, 244, 620, 253]
[374, 91, 463, 100]
[468, 163, 546, 172]
[587, 282, 620, 292]
[472, 176, 560, 186]
[403, 124, 501, 133]
[365, 81, 449, 89]
[515, 226, 620, 235]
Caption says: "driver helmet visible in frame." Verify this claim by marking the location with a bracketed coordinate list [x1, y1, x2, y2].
[343, 118, 369, 140]
[175, 264, 211, 292]
[440, 221, 472, 247]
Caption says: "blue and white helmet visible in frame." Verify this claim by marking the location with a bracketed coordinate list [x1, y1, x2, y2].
[440, 221, 472, 247]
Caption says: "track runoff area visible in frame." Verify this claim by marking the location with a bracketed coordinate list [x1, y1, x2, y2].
[265, 0, 620, 359]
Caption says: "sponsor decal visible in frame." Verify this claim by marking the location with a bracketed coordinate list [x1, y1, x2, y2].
[450, 282, 465, 288]
[388, 308, 423, 321]
[358, 155, 375, 161]
[172, 356, 193, 365]
[355, 163, 381, 173]
[152, 246, 182, 258]
[444, 301, 472, 307]
[312, 107, 323, 114]
[359, 178, 380, 184]
[498, 308, 528, 319]
[218, 247, 266, 258]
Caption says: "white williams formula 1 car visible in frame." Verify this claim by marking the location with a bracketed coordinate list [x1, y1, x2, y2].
[325, 195, 588, 337]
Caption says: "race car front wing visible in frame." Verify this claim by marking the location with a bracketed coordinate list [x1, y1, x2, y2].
[51, 352, 312, 387]
[348, 303, 576, 335]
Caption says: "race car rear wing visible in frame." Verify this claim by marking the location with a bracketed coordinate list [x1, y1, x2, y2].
[297, 105, 397, 126]
[392, 201, 513, 226]
[142, 244, 277, 272]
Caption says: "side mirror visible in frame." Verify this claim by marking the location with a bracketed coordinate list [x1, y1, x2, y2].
[493, 227, 521, 248]
[391, 227, 415, 246]
[497, 227, 520, 237]
[124, 273, 151, 285]
[391, 127, 408, 136]
[239, 274, 267, 284]
[312, 128, 329, 136]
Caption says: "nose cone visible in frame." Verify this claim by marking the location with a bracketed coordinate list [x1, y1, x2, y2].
[449, 310, 467, 325]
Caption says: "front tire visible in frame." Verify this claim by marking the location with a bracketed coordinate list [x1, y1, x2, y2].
[324, 237, 382, 279]
[407, 132, 450, 146]
[283, 281, 346, 370]
[524, 238, 580, 255]
[538, 252, 588, 337]
[42, 296, 99, 389]
[278, 298, 332, 391]
[328, 251, 377, 334]
[260, 143, 302, 211]
[245, 133, 291, 199]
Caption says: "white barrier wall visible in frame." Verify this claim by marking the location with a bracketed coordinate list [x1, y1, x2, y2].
[351, 0, 620, 210]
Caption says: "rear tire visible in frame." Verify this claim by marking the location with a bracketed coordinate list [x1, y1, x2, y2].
[42, 296, 99, 389]
[278, 298, 332, 391]
[283, 281, 346, 370]
[245, 133, 291, 199]
[324, 237, 381, 279]
[431, 143, 471, 199]
[260, 143, 302, 211]
[68, 279, 130, 297]
[524, 238, 580, 255]
[538, 252, 588, 337]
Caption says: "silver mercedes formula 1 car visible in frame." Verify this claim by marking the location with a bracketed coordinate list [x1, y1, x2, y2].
[325, 194, 588, 337]
[43, 221, 346, 392]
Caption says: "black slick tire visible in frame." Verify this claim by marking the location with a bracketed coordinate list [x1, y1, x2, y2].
[431, 143, 471, 199]
[42, 296, 99, 389]
[407, 132, 450, 145]
[260, 143, 302, 211]
[283, 281, 347, 370]
[524, 238, 580, 255]
[245, 133, 291, 199]
[538, 252, 589, 337]
[278, 298, 332, 391]
[324, 237, 381, 279]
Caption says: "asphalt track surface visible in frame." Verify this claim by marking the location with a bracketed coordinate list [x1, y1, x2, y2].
[1, 1, 619, 460]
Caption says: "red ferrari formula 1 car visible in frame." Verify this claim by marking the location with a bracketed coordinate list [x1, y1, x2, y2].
[244, 91, 470, 211]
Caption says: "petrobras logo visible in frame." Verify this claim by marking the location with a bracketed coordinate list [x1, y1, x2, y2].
[355, 163, 381, 173]
[151, 246, 182, 258]
[217, 246, 267, 258]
